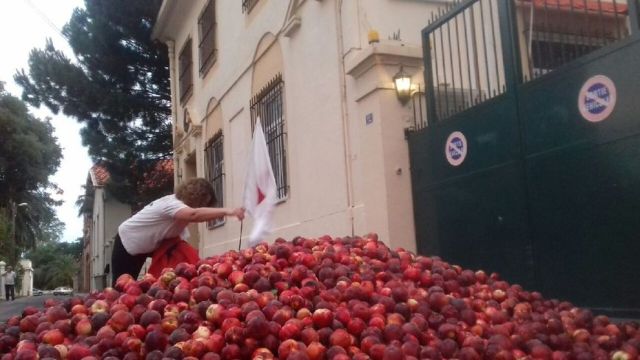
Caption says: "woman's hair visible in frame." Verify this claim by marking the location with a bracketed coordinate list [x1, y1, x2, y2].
[175, 178, 217, 208]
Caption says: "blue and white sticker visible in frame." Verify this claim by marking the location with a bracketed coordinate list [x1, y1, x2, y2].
[445, 131, 467, 166]
[578, 75, 617, 123]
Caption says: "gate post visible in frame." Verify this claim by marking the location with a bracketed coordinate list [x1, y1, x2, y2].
[422, 31, 437, 126]
[498, 0, 522, 91]
[0, 261, 5, 300]
[19, 259, 33, 297]
[629, 0, 640, 36]
[422, 29, 437, 125]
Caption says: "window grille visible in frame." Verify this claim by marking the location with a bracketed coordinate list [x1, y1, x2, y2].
[204, 131, 224, 228]
[519, 0, 631, 82]
[178, 39, 193, 103]
[198, 0, 217, 75]
[250, 74, 288, 200]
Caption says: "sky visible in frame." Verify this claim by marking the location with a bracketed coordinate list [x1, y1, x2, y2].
[0, 0, 92, 243]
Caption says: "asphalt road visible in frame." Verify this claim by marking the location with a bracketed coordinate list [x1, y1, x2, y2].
[0, 294, 80, 322]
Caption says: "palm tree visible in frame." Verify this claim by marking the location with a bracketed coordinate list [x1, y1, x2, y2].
[76, 184, 94, 217]
[14, 205, 37, 249]
[11, 188, 65, 254]
[28, 243, 80, 289]
[0, 210, 12, 262]
[44, 254, 78, 287]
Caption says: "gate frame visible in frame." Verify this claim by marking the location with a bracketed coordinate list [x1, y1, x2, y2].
[415, 0, 640, 317]
[422, 0, 640, 125]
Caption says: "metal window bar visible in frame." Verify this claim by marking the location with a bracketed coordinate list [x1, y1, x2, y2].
[204, 131, 225, 229]
[176, 156, 182, 182]
[198, 0, 217, 74]
[242, 0, 259, 13]
[250, 74, 288, 200]
[519, 0, 632, 82]
[478, 1, 493, 100]
[487, 0, 503, 97]
[179, 39, 193, 102]
[425, 0, 504, 122]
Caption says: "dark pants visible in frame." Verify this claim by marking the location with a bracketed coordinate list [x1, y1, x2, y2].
[111, 234, 150, 287]
[4, 285, 15, 301]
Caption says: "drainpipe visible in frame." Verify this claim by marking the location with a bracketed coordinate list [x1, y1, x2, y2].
[335, 0, 355, 236]
[166, 40, 180, 184]
[102, 197, 106, 289]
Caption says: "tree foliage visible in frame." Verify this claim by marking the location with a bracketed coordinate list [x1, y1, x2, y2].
[0, 83, 63, 263]
[13, 190, 66, 247]
[0, 84, 62, 200]
[75, 184, 94, 217]
[26, 241, 81, 289]
[15, 0, 173, 207]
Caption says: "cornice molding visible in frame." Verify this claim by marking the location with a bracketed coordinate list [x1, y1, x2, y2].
[346, 42, 423, 80]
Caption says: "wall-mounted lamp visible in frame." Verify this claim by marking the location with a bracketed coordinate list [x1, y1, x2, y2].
[393, 66, 412, 105]
[368, 29, 380, 44]
[11, 202, 29, 250]
[183, 109, 191, 133]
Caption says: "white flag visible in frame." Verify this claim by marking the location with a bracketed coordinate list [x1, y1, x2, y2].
[242, 117, 278, 246]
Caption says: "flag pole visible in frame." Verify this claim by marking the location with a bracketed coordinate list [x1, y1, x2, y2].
[238, 220, 243, 252]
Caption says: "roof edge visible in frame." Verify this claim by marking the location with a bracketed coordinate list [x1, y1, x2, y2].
[89, 164, 110, 187]
[88, 169, 98, 187]
[151, 0, 178, 42]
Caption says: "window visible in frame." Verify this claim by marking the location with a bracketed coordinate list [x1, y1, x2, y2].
[530, 36, 602, 77]
[519, 0, 630, 81]
[178, 39, 193, 103]
[242, 0, 260, 13]
[250, 74, 288, 200]
[205, 131, 224, 228]
[198, 0, 216, 75]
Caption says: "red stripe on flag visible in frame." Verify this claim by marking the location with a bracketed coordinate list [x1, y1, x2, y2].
[257, 187, 265, 204]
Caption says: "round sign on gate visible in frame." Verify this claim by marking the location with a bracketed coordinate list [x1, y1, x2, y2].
[578, 75, 617, 123]
[445, 131, 467, 166]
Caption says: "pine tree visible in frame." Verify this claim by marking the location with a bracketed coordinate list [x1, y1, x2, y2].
[15, 0, 173, 207]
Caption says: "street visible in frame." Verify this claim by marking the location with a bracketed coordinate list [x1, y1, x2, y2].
[0, 295, 79, 322]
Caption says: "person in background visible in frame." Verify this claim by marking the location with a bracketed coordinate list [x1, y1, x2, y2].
[111, 178, 245, 285]
[2, 266, 16, 301]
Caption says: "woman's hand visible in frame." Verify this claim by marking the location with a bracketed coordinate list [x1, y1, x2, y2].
[176, 207, 245, 222]
[229, 207, 245, 220]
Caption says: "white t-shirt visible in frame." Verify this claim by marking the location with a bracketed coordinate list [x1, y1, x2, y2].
[3, 271, 16, 285]
[118, 195, 190, 255]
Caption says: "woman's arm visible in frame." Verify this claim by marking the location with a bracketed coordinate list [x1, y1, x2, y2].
[174, 207, 245, 222]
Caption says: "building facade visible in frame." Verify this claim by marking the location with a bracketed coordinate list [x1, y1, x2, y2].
[80, 213, 90, 293]
[82, 165, 131, 290]
[151, 0, 447, 256]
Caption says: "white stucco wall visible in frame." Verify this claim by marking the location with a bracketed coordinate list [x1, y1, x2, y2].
[90, 185, 131, 290]
[103, 197, 131, 286]
[91, 187, 105, 290]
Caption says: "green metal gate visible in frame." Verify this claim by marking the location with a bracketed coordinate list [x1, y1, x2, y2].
[409, 0, 640, 317]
